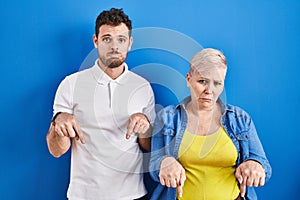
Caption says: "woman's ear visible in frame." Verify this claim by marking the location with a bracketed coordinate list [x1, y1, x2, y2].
[186, 73, 191, 88]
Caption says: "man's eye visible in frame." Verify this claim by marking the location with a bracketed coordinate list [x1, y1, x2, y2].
[119, 38, 126, 43]
[103, 38, 111, 43]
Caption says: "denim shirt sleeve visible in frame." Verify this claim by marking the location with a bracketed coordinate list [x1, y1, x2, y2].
[243, 115, 272, 182]
[149, 106, 177, 183]
[226, 105, 272, 183]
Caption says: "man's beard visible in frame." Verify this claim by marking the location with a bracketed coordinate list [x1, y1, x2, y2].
[107, 57, 125, 68]
[100, 52, 127, 68]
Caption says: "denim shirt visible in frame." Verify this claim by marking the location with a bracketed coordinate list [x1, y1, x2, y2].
[149, 97, 272, 200]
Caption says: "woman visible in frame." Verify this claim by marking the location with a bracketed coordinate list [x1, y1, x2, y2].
[149, 48, 271, 200]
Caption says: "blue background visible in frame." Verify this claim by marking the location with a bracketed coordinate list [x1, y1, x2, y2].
[1, 0, 299, 199]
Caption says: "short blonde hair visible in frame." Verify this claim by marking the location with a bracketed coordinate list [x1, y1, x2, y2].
[190, 48, 227, 74]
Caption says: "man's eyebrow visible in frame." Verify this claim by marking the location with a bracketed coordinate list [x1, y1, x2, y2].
[100, 34, 128, 39]
[100, 34, 112, 38]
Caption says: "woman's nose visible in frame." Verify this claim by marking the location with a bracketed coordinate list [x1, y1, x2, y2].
[204, 83, 213, 94]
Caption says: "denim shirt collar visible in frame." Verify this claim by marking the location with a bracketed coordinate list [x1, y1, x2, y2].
[176, 96, 234, 115]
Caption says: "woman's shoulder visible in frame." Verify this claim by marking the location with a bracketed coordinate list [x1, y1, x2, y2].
[224, 103, 254, 127]
[225, 103, 251, 117]
[157, 104, 179, 116]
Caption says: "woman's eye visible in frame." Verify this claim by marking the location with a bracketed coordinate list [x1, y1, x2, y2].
[214, 81, 223, 86]
[198, 80, 207, 84]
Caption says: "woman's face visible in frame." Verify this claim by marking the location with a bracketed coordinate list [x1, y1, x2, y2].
[186, 65, 226, 110]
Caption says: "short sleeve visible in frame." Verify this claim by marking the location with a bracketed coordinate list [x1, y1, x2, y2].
[53, 76, 74, 117]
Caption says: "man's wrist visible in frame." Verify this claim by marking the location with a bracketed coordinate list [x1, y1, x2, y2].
[51, 112, 62, 125]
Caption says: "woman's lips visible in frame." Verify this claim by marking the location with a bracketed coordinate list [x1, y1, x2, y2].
[200, 98, 212, 102]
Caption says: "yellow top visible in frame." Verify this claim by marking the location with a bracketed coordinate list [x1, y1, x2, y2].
[177, 127, 240, 200]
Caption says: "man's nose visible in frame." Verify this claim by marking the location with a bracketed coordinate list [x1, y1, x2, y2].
[110, 39, 119, 51]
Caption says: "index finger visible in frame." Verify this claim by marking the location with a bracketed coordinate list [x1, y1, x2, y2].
[240, 178, 247, 197]
[125, 126, 134, 139]
[177, 168, 186, 197]
[73, 123, 85, 144]
[126, 120, 137, 139]
[177, 184, 183, 198]
[125, 131, 132, 140]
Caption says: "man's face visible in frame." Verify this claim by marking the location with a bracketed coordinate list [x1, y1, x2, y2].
[93, 23, 133, 68]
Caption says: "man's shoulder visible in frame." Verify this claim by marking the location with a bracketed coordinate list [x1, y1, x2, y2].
[126, 70, 150, 85]
[64, 67, 93, 81]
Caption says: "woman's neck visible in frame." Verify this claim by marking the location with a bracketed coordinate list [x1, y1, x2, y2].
[186, 101, 221, 136]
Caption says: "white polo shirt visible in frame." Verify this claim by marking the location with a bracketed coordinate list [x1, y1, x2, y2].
[53, 60, 156, 200]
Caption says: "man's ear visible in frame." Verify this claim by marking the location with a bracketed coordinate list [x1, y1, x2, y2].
[128, 36, 133, 51]
[92, 34, 98, 48]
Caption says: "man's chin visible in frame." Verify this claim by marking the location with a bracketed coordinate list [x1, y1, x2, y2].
[107, 59, 125, 68]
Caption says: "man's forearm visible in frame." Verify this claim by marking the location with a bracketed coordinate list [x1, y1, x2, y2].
[137, 126, 152, 152]
[138, 137, 151, 152]
[46, 123, 71, 158]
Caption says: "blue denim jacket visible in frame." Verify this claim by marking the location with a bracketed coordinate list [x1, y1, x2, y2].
[149, 97, 272, 200]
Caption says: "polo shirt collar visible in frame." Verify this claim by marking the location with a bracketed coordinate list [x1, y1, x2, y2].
[91, 59, 129, 85]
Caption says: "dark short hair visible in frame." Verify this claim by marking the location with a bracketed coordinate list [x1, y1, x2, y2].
[95, 8, 132, 37]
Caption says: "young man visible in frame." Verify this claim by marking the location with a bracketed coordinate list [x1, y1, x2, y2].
[46, 8, 155, 200]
